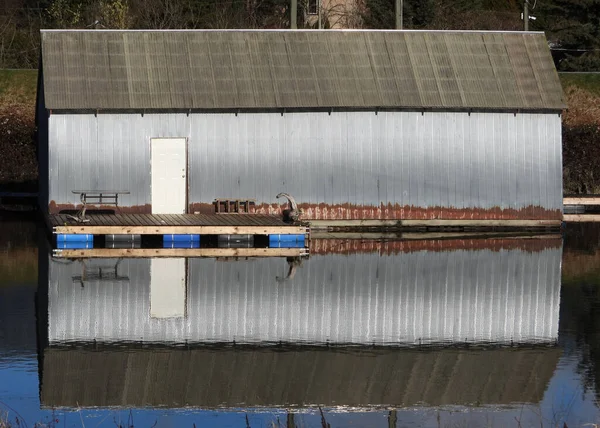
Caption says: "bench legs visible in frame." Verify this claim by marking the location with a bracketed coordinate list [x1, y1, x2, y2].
[67, 201, 90, 223]
[66, 194, 90, 223]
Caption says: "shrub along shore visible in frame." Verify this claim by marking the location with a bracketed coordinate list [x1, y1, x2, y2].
[0, 70, 598, 195]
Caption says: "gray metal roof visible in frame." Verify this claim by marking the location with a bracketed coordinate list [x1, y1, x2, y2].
[40, 29, 566, 111]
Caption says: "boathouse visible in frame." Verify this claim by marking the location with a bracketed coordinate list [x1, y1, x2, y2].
[36, 29, 566, 225]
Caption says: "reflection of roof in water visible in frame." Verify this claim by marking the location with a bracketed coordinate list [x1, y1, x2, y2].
[309, 236, 562, 255]
[40, 344, 562, 409]
[48, 246, 562, 345]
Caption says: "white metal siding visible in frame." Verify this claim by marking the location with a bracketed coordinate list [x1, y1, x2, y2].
[47, 111, 562, 216]
[48, 247, 561, 345]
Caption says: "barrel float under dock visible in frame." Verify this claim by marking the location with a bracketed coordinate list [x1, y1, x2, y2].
[269, 234, 306, 248]
[57, 234, 94, 242]
[57, 241, 94, 249]
[163, 234, 201, 248]
[163, 234, 201, 242]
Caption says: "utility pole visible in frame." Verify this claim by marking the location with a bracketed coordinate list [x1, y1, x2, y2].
[395, 0, 403, 29]
[318, 0, 322, 29]
[291, 0, 297, 29]
[523, 0, 529, 31]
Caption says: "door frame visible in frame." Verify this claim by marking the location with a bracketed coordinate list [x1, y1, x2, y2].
[149, 137, 189, 214]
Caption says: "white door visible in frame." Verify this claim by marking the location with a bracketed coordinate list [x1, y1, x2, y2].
[150, 258, 186, 318]
[151, 138, 187, 214]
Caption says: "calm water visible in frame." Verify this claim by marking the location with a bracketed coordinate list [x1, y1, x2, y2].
[2, 214, 600, 427]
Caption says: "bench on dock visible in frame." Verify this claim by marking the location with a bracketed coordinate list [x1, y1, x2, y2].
[68, 190, 130, 223]
[214, 198, 256, 214]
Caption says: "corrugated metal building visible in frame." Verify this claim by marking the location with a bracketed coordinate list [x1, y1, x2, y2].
[36, 29, 566, 221]
[46, 240, 562, 345]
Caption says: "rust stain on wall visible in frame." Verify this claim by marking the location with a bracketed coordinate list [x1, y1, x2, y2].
[50, 201, 562, 221]
[251, 203, 562, 221]
[310, 237, 563, 255]
[48, 201, 151, 214]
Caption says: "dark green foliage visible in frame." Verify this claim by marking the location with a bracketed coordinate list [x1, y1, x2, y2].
[0, 105, 37, 185]
[563, 124, 600, 194]
[559, 52, 600, 72]
[360, 0, 435, 29]
[534, 0, 600, 71]
[0, 0, 597, 70]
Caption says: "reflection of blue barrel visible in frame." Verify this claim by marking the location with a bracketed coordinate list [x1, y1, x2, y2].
[56, 234, 94, 242]
[163, 234, 200, 242]
[163, 240, 200, 249]
[269, 240, 305, 248]
[57, 241, 94, 249]
[268, 234, 305, 248]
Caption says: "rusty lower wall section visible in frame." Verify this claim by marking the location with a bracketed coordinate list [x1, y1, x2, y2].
[48, 200, 562, 222]
[310, 237, 563, 255]
[195, 203, 563, 221]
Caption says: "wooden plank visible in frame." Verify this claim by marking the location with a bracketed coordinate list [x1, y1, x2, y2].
[90, 215, 105, 226]
[126, 214, 144, 227]
[200, 214, 221, 226]
[242, 215, 264, 226]
[102, 214, 117, 226]
[156, 214, 175, 226]
[54, 225, 308, 235]
[135, 214, 151, 226]
[564, 197, 600, 206]
[311, 231, 562, 240]
[173, 214, 192, 226]
[308, 219, 562, 229]
[176, 214, 195, 226]
[53, 247, 307, 258]
[400, 219, 562, 227]
[144, 214, 163, 226]
[564, 214, 600, 223]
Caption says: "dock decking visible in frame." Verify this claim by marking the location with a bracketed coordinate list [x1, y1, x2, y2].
[46, 213, 307, 236]
[53, 247, 308, 259]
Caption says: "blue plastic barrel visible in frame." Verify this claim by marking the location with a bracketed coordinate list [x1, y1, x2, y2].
[269, 240, 305, 248]
[56, 234, 94, 242]
[163, 234, 201, 242]
[163, 240, 200, 249]
[57, 241, 94, 249]
[268, 234, 305, 243]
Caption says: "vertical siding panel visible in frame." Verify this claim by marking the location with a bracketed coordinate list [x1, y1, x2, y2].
[403, 113, 416, 211]
[48, 112, 561, 218]
[507, 114, 517, 211]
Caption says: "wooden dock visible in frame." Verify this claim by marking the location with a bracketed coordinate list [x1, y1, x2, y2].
[564, 196, 600, 206]
[52, 247, 308, 259]
[46, 213, 307, 236]
[563, 196, 600, 222]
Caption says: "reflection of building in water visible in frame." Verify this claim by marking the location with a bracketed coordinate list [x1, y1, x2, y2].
[40, 345, 561, 409]
[39, 238, 564, 409]
[47, 238, 562, 345]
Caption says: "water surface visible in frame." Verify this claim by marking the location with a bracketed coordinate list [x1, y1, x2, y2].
[1, 215, 600, 427]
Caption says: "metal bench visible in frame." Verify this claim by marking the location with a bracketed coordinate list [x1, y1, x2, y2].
[213, 198, 256, 214]
[68, 190, 130, 223]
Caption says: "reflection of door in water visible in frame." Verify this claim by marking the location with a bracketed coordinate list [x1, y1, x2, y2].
[150, 258, 186, 318]
[151, 138, 186, 214]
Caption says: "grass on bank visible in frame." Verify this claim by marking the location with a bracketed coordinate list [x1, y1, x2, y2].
[560, 72, 600, 97]
[0, 69, 37, 107]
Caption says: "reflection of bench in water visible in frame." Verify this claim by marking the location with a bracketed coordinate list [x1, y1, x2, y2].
[71, 259, 129, 287]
